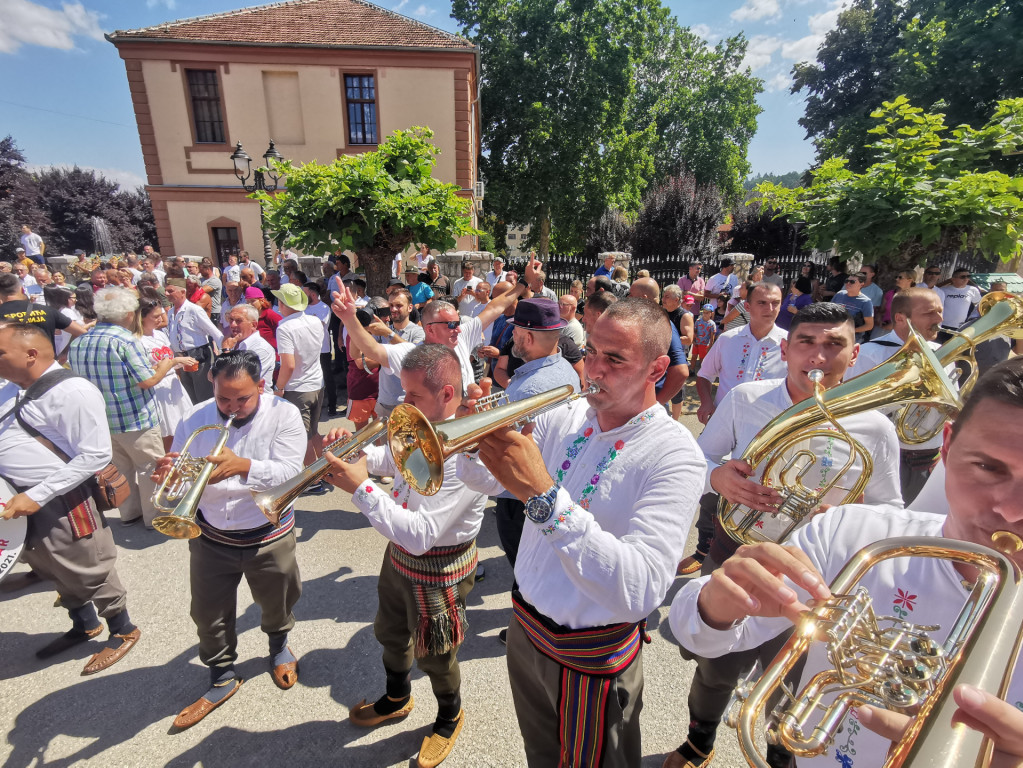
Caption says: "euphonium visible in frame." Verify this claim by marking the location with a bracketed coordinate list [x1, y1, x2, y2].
[725, 532, 1023, 768]
[898, 291, 1023, 444]
[718, 327, 961, 545]
[251, 419, 388, 525]
[152, 415, 236, 539]
[390, 383, 597, 496]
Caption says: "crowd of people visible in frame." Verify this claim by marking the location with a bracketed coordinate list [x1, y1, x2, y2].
[3, 237, 1023, 768]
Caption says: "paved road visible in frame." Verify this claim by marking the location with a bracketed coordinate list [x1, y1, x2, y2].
[1, 388, 757, 767]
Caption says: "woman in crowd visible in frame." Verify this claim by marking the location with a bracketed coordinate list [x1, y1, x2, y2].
[44, 285, 80, 357]
[52, 271, 66, 287]
[799, 260, 821, 301]
[187, 276, 212, 317]
[722, 280, 753, 331]
[611, 265, 630, 297]
[777, 275, 815, 331]
[138, 292, 195, 451]
[880, 270, 917, 331]
[248, 286, 282, 353]
[74, 283, 97, 323]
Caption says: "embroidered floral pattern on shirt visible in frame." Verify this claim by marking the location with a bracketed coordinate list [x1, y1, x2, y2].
[892, 587, 917, 619]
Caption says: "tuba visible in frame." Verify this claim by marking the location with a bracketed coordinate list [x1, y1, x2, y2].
[152, 415, 235, 539]
[251, 419, 388, 526]
[718, 327, 961, 545]
[725, 532, 1023, 768]
[390, 383, 597, 495]
[898, 291, 1023, 444]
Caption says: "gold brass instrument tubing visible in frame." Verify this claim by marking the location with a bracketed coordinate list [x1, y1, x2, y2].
[727, 532, 1023, 768]
[718, 326, 961, 545]
[152, 415, 236, 539]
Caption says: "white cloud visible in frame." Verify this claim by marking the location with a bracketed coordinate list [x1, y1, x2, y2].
[412, 3, 435, 17]
[0, 0, 105, 54]
[731, 0, 781, 23]
[393, 0, 409, 12]
[27, 163, 147, 191]
[779, 0, 847, 64]
[145, 0, 176, 8]
[743, 34, 782, 71]
[765, 71, 791, 92]
[689, 23, 712, 42]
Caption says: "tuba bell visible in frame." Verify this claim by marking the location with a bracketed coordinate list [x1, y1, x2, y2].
[718, 327, 961, 545]
[152, 415, 235, 539]
[898, 291, 1023, 444]
[390, 383, 597, 496]
[725, 532, 1023, 768]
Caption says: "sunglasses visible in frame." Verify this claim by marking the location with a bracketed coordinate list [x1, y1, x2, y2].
[845, 278, 860, 284]
[954, 274, 971, 279]
[925, 271, 941, 276]
[427, 320, 461, 329]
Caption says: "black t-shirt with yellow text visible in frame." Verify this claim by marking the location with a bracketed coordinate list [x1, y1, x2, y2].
[0, 299, 72, 345]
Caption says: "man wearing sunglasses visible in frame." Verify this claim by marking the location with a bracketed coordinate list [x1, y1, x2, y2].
[916, 264, 947, 306]
[831, 272, 874, 341]
[939, 269, 982, 331]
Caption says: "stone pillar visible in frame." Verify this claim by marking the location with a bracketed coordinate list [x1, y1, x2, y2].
[598, 251, 631, 278]
[437, 250, 495, 285]
[725, 252, 754, 282]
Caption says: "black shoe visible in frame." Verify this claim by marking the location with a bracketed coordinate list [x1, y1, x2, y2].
[498, 628, 507, 645]
[301, 481, 330, 497]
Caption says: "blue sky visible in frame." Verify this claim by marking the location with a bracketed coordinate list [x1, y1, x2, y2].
[0, 0, 846, 191]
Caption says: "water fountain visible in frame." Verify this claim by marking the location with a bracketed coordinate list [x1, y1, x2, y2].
[91, 216, 115, 257]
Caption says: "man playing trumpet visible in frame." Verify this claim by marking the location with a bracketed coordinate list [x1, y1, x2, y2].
[321, 344, 487, 768]
[667, 302, 903, 768]
[670, 356, 1023, 768]
[153, 350, 306, 729]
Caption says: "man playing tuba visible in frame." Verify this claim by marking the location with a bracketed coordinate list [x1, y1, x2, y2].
[152, 350, 306, 729]
[667, 302, 903, 768]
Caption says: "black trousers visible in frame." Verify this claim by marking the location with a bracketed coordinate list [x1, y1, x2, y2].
[179, 343, 214, 404]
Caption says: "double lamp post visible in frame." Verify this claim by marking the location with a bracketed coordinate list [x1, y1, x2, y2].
[229, 139, 284, 268]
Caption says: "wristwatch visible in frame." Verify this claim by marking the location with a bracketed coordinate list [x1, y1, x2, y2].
[517, 275, 530, 289]
[525, 484, 560, 525]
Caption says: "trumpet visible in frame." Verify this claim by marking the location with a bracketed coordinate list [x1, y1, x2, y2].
[718, 327, 961, 545]
[391, 383, 598, 495]
[725, 531, 1023, 768]
[898, 291, 1023, 444]
[152, 416, 236, 539]
[251, 419, 388, 525]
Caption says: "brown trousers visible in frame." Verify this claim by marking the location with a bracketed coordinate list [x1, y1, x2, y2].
[23, 493, 128, 619]
[506, 617, 645, 768]
[109, 425, 164, 526]
[188, 531, 302, 673]
[373, 549, 475, 697]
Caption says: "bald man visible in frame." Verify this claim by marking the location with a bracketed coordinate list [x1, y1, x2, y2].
[558, 294, 584, 346]
[630, 278, 688, 405]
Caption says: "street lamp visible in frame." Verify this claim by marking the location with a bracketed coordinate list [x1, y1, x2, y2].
[230, 139, 285, 268]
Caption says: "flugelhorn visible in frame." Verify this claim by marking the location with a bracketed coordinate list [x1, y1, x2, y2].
[725, 531, 1023, 768]
[898, 291, 1023, 444]
[391, 383, 597, 496]
[718, 327, 961, 545]
[252, 419, 388, 525]
[152, 415, 236, 539]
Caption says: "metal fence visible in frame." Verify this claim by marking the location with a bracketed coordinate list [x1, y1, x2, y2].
[509, 250, 1000, 297]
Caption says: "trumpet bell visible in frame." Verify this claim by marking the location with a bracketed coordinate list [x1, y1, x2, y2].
[152, 514, 202, 540]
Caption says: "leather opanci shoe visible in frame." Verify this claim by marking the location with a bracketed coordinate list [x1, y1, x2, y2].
[662, 743, 715, 768]
[172, 678, 243, 730]
[349, 695, 415, 727]
[81, 627, 141, 675]
[271, 648, 299, 690]
[416, 710, 465, 768]
[37, 624, 103, 659]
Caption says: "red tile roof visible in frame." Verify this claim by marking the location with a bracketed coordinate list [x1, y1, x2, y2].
[108, 0, 474, 51]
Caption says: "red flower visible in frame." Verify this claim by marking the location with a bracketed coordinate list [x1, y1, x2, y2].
[893, 588, 917, 611]
[364, 486, 373, 493]
[583, 427, 593, 437]
[614, 440, 625, 450]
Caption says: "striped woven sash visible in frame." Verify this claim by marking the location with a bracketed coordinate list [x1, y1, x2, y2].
[512, 594, 645, 767]
[196, 508, 294, 548]
[388, 540, 477, 658]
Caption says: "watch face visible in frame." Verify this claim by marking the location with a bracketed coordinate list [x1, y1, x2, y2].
[525, 495, 554, 524]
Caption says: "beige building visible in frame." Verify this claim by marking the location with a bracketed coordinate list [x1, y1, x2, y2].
[107, 0, 481, 265]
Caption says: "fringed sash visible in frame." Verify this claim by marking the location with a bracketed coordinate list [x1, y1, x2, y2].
[513, 594, 646, 768]
[388, 540, 477, 658]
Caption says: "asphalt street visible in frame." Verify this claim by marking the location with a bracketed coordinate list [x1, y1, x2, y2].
[1, 388, 760, 767]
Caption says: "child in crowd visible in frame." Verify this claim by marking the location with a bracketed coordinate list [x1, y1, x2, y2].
[690, 303, 717, 375]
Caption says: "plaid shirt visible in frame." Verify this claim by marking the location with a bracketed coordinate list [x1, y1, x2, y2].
[68, 323, 160, 434]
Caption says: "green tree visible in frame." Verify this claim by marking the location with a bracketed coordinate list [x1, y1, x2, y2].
[255, 127, 476, 296]
[583, 208, 633, 260]
[743, 171, 804, 192]
[791, 0, 907, 172]
[631, 24, 762, 202]
[453, 0, 666, 256]
[754, 97, 1023, 279]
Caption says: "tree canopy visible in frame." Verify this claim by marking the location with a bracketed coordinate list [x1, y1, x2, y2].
[792, 0, 1023, 173]
[753, 97, 1023, 274]
[453, 0, 761, 255]
[631, 171, 723, 261]
[255, 127, 476, 296]
[0, 136, 155, 257]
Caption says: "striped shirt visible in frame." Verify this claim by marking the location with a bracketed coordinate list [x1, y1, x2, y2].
[68, 323, 160, 433]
